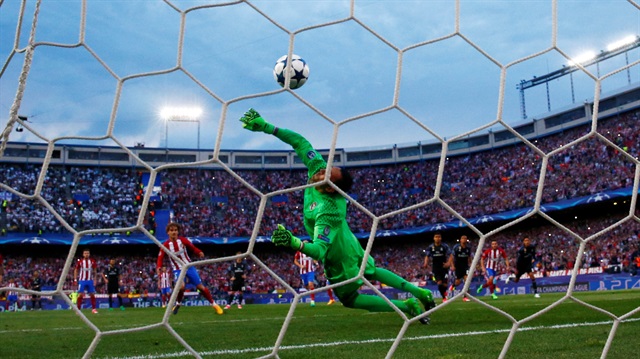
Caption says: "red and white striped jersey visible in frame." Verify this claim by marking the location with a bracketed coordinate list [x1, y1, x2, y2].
[482, 248, 507, 271]
[157, 237, 203, 272]
[159, 271, 172, 289]
[75, 258, 97, 281]
[295, 251, 315, 274]
[7, 282, 18, 296]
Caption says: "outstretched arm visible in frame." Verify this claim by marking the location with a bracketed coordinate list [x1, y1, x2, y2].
[240, 108, 326, 177]
[271, 224, 330, 262]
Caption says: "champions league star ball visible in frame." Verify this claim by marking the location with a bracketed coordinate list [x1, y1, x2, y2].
[273, 54, 309, 89]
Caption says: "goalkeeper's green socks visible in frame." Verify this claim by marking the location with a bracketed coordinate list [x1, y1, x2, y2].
[350, 293, 410, 313]
[370, 267, 436, 311]
[371, 268, 432, 300]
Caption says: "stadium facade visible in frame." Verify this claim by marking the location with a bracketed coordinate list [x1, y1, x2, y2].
[0, 83, 639, 246]
[3, 85, 639, 170]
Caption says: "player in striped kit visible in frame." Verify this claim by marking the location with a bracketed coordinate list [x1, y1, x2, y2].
[477, 240, 510, 300]
[74, 249, 99, 313]
[5, 277, 20, 311]
[158, 266, 172, 308]
[294, 251, 316, 306]
[156, 222, 223, 315]
[295, 251, 336, 306]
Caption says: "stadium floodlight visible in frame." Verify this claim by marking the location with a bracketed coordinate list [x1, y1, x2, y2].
[606, 35, 637, 51]
[567, 51, 596, 66]
[607, 35, 638, 85]
[161, 106, 202, 150]
[160, 106, 202, 120]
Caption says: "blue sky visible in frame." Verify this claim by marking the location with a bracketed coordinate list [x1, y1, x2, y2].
[1, 0, 639, 152]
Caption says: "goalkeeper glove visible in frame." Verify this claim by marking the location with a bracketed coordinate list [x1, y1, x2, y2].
[239, 108, 276, 134]
[271, 224, 303, 250]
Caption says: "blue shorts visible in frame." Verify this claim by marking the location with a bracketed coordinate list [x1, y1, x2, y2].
[173, 267, 202, 286]
[8, 295, 18, 302]
[485, 268, 497, 279]
[78, 280, 96, 294]
[301, 272, 315, 286]
[161, 287, 171, 295]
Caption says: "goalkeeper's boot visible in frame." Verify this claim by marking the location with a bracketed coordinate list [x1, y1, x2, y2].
[405, 298, 429, 325]
[172, 304, 181, 315]
[327, 299, 335, 306]
[416, 288, 437, 314]
[213, 304, 224, 315]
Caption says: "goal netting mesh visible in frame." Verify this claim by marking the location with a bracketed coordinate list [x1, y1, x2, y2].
[1, 0, 639, 358]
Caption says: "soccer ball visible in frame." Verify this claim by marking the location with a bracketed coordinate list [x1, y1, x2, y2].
[273, 54, 309, 89]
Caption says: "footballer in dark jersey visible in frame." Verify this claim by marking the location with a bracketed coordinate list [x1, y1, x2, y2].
[449, 235, 472, 301]
[507, 237, 540, 298]
[423, 232, 452, 302]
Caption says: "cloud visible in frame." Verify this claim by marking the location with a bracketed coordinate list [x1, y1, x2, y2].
[1, 1, 638, 152]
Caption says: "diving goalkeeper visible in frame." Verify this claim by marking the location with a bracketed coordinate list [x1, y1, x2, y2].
[240, 109, 436, 323]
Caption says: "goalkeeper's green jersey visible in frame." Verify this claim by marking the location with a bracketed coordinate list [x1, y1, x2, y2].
[274, 128, 375, 292]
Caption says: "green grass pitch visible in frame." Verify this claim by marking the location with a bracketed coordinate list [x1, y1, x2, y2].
[1, 290, 639, 358]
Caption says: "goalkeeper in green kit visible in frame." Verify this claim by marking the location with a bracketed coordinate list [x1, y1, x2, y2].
[240, 109, 436, 324]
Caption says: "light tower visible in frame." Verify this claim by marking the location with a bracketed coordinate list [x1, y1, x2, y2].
[161, 107, 202, 150]
[517, 35, 639, 119]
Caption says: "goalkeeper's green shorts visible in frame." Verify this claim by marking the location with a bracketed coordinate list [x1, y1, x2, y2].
[326, 254, 376, 299]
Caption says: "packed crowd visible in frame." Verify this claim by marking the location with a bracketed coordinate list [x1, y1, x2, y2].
[2, 212, 639, 300]
[0, 110, 638, 239]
